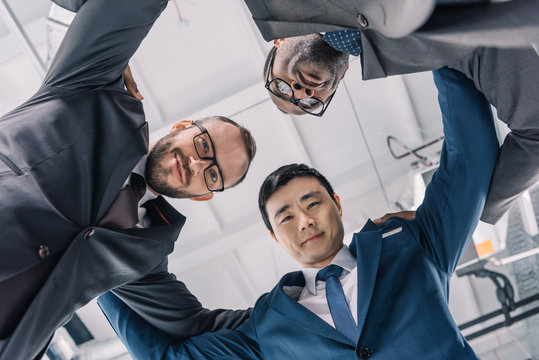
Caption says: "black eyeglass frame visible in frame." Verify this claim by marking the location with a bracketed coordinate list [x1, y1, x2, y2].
[192, 121, 225, 193]
[264, 48, 335, 117]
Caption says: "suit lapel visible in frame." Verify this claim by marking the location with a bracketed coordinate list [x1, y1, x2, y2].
[357, 32, 388, 80]
[96, 123, 149, 223]
[349, 220, 382, 339]
[143, 196, 186, 228]
[268, 271, 355, 346]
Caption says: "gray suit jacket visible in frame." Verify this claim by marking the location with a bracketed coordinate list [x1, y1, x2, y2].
[244, 0, 539, 223]
[0, 0, 248, 358]
[246, 0, 539, 46]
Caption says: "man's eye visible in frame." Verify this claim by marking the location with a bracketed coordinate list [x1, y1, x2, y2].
[274, 80, 292, 97]
[299, 98, 322, 110]
[277, 82, 290, 94]
[202, 139, 210, 153]
[281, 215, 292, 223]
[209, 169, 218, 182]
[307, 201, 319, 209]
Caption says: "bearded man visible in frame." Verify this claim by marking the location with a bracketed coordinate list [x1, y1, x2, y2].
[0, 0, 255, 358]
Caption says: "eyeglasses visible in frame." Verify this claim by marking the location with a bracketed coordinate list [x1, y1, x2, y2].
[264, 48, 335, 117]
[192, 122, 224, 192]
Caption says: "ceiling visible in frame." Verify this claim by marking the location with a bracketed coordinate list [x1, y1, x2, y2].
[1, 1, 538, 359]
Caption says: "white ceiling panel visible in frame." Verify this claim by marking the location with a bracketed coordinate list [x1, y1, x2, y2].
[344, 63, 426, 156]
[235, 239, 299, 295]
[291, 89, 373, 177]
[0, 17, 47, 115]
[176, 253, 255, 310]
[131, 0, 267, 123]
[0, 0, 49, 38]
[402, 71, 443, 139]
[166, 198, 223, 240]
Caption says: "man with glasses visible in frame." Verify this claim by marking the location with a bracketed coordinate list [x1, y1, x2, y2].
[99, 67, 500, 360]
[264, 38, 344, 117]
[144, 118, 252, 199]
[0, 0, 255, 358]
[264, 48, 335, 117]
[251, 3, 539, 225]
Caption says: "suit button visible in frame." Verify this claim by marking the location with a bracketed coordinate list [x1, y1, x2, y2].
[39, 245, 49, 259]
[84, 228, 95, 239]
[358, 346, 372, 359]
[356, 14, 368, 28]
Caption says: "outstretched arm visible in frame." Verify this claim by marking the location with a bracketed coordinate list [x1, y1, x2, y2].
[414, 67, 499, 274]
[44, 0, 167, 90]
[112, 258, 251, 339]
[98, 292, 262, 360]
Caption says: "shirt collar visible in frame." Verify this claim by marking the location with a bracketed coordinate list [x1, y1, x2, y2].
[132, 156, 147, 178]
[301, 245, 356, 296]
[126, 156, 158, 205]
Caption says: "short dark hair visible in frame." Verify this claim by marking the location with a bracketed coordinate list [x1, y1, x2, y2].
[197, 116, 257, 188]
[258, 163, 336, 232]
[263, 46, 277, 80]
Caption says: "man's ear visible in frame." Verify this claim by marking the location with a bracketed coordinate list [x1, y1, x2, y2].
[170, 119, 194, 133]
[269, 231, 278, 243]
[189, 193, 214, 202]
[273, 38, 285, 48]
[333, 193, 343, 217]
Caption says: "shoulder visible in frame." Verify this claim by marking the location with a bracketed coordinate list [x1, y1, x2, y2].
[350, 217, 422, 255]
[251, 271, 301, 313]
[248, 292, 272, 324]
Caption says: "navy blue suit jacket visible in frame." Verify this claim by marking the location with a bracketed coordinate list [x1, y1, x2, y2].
[98, 67, 500, 359]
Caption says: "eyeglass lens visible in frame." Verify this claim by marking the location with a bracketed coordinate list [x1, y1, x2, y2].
[268, 79, 324, 113]
[193, 132, 223, 191]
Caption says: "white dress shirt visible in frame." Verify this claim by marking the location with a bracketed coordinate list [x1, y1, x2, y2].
[283, 246, 358, 328]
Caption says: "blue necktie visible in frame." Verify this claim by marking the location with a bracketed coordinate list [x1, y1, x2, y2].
[317, 265, 358, 342]
[323, 30, 362, 56]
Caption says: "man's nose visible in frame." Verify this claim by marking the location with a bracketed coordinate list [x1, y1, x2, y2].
[189, 156, 211, 177]
[290, 81, 314, 98]
[298, 212, 315, 231]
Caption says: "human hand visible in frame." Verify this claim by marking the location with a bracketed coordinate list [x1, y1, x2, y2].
[124, 64, 144, 100]
[373, 210, 416, 225]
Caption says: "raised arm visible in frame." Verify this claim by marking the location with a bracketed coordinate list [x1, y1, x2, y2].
[44, 0, 167, 89]
[112, 258, 251, 338]
[414, 67, 499, 274]
[98, 292, 262, 360]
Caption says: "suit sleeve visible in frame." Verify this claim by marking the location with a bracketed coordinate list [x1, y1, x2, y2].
[43, 0, 168, 89]
[421, 0, 539, 48]
[452, 47, 539, 224]
[414, 67, 499, 274]
[98, 292, 262, 360]
[112, 258, 252, 339]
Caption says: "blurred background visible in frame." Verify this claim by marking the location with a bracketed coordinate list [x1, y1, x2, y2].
[1, 0, 538, 359]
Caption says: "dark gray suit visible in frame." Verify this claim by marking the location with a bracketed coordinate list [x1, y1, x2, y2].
[0, 0, 248, 358]
[244, 0, 539, 224]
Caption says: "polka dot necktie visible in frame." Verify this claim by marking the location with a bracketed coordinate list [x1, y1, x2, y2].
[323, 30, 362, 56]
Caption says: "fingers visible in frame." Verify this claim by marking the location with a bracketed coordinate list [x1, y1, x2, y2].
[373, 213, 390, 225]
[373, 210, 416, 225]
[123, 65, 144, 100]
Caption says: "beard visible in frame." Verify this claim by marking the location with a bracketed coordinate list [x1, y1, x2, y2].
[286, 34, 349, 90]
[145, 132, 193, 198]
